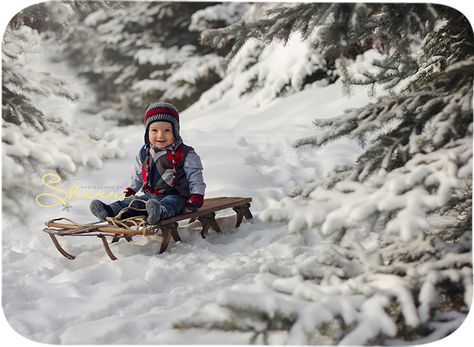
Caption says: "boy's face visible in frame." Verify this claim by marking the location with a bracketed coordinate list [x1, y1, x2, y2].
[148, 121, 174, 149]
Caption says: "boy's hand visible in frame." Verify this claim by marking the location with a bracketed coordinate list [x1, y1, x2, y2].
[123, 187, 136, 197]
[185, 194, 204, 211]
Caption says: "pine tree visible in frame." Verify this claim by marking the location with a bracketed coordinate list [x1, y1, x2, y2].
[174, 3, 473, 344]
[200, 3, 442, 97]
[2, 3, 125, 215]
[49, 1, 241, 123]
[187, 2, 336, 109]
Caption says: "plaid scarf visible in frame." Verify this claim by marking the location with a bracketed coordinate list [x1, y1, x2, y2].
[142, 143, 178, 194]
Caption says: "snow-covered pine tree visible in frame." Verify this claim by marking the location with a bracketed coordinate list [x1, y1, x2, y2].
[49, 1, 241, 123]
[187, 2, 337, 109]
[2, 4, 125, 215]
[174, 4, 472, 344]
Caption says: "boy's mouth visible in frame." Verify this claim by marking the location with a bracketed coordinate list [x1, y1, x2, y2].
[154, 140, 168, 146]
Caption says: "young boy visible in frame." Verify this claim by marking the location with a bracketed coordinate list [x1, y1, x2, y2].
[90, 102, 206, 224]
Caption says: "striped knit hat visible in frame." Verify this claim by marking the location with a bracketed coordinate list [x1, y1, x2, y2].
[143, 102, 181, 145]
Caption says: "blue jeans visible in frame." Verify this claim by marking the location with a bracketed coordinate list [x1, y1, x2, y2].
[108, 194, 186, 220]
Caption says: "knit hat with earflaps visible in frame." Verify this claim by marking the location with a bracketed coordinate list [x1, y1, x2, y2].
[143, 102, 181, 145]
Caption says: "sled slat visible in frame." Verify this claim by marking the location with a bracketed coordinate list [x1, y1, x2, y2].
[155, 197, 253, 225]
[45, 220, 156, 236]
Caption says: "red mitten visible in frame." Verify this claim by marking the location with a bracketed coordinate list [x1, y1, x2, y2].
[185, 194, 204, 211]
[123, 187, 136, 197]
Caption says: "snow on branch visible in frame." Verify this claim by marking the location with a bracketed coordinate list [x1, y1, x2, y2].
[265, 137, 471, 241]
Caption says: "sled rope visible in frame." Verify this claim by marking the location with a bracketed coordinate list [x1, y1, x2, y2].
[105, 198, 155, 236]
[107, 216, 153, 236]
[115, 198, 147, 218]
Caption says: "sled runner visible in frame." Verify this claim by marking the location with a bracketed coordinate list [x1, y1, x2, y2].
[43, 197, 253, 260]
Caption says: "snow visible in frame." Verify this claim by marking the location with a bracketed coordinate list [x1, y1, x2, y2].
[339, 294, 397, 345]
[189, 2, 250, 32]
[190, 35, 329, 108]
[133, 45, 225, 100]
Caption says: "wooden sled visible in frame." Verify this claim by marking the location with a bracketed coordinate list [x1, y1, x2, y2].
[43, 197, 253, 260]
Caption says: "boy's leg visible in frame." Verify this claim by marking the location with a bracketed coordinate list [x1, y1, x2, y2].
[109, 195, 152, 219]
[146, 195, 186, 224]
[159, 195, 186, 219]
[90, 195, 151, 221]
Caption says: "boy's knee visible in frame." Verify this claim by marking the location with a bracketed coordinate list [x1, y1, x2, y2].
[161, 195, 185, 207]
[129, 199, 145, 209]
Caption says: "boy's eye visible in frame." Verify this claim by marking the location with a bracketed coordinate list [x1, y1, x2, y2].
[150, 128, 171, 133]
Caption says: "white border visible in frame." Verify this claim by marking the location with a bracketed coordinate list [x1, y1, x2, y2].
[1, 1, 473, 347]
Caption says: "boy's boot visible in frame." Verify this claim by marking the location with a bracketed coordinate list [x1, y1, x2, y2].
[90, 200, 114, 221]
[146, 199, 162, 224]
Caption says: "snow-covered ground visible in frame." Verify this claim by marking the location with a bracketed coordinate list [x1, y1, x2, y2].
[0, 41, 376, 344]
